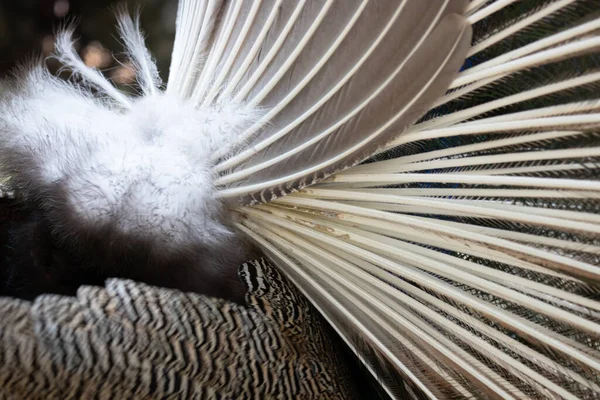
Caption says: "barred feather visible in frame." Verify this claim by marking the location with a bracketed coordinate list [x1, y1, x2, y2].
[0, 259, 359, 399]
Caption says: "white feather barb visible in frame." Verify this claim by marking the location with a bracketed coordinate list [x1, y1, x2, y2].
[115, 10, 162, 96]
[53, 29, 132, 108]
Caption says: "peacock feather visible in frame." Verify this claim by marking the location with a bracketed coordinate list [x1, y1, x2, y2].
[1, 1, 600, 399]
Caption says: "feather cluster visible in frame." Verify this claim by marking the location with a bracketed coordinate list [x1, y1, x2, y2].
[2, 0, 600, 398]
[0, 15, 261, 300]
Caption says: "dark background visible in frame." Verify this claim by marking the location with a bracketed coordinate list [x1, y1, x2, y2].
[0, 0, 176, 84]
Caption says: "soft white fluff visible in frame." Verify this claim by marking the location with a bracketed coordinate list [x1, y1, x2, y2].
[116, 11, 162, 96]
[0, 26, 260, 249]
[54, 30, 132, 108]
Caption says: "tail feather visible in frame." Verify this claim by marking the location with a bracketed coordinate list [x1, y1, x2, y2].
[235, 1, 600, 397]
[165, 0, 472, 204]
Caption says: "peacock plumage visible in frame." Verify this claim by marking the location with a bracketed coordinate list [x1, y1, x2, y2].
[1, 0, 600, 399]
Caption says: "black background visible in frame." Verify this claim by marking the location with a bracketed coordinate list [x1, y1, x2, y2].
[0, 0, 176, 81]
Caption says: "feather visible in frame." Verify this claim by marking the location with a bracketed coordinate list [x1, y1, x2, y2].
[0, 259, 366, 399]
[115, 10, 162, 96]
[234, 1, 600, 397]
[1, 0, 600, 399]
[209, 1, 472, 204]
[0, 14, 262, 301]
[53, 29, 132, 108]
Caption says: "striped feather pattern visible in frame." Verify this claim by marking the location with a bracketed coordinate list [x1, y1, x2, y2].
[0, 259, 356, 399]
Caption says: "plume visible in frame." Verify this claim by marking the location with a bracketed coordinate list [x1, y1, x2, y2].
[1, 0, 600, 399]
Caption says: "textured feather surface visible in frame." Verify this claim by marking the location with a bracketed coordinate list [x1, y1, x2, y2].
[0, 258, 361, 399]
[166, 0, 472, 205]
[2, 1, 600, 399]
[236, 1, 600, 398]
[0, 24, 262, 300]
[0, 0, 471, 301]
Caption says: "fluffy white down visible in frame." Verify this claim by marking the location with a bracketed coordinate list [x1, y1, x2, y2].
[0, 67, 260, 247]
